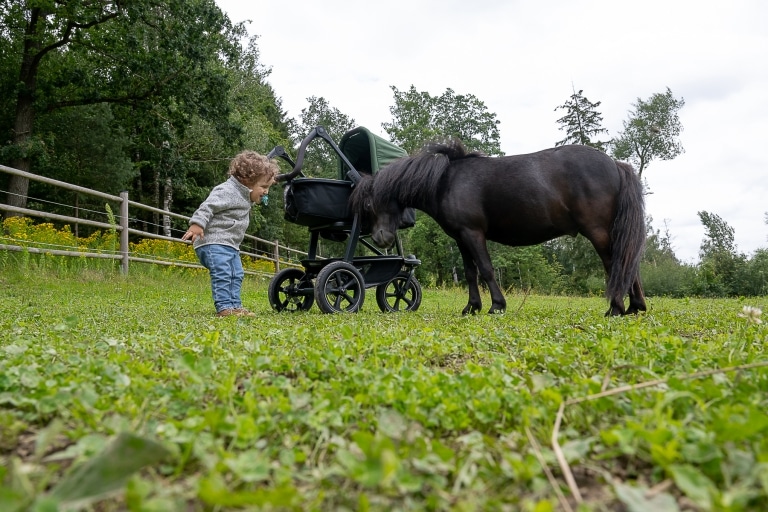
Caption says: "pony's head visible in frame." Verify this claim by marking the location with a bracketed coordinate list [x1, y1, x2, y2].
[349, 139, 466, 249]
[349, 174, 404, 249]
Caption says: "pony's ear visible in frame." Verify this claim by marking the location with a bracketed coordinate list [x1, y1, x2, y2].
[349, 175, 374, 214]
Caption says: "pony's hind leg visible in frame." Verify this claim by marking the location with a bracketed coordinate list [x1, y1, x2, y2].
[458, 235, 506, 314]
[606, 295, 627, 316]
[583, 228, 626, 316]
[605, 277, 628, 316]
[625, 273, 647, 315]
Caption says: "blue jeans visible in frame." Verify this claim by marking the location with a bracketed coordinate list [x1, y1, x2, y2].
[196, 244, 244, 313]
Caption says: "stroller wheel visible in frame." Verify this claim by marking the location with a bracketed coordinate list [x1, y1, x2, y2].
[314, 261, 365, 313]
[268, 268, 314, 312]
[376, 272, 422, 312]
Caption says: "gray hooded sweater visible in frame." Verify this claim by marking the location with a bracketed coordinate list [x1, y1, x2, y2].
[189, 176, 254, 250]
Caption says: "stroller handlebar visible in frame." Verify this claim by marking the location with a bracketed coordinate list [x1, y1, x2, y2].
[272, 126, 362, 185]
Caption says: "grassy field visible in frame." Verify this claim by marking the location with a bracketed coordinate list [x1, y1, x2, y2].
[1, 265, 767, 511]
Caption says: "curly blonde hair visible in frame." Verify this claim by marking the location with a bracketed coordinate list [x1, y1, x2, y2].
[228, 150, 280, 186]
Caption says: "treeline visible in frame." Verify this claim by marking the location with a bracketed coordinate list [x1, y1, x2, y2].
[1, 3, 766, 297]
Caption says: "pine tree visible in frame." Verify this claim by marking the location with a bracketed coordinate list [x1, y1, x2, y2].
[554, 87, 609, 152]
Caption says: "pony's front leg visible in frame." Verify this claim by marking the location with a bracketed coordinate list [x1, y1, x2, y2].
[457, 245, 482, 315]
[459, 238, 506, 314]
[460, 258, 482, 315]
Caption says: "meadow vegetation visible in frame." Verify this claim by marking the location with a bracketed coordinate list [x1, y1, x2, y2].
[1, 252, 767, 511]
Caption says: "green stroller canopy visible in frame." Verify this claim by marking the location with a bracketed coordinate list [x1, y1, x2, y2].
[337, 126, 407, 179]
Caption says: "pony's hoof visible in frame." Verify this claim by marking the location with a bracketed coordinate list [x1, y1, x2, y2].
[488, 307, 506, 314]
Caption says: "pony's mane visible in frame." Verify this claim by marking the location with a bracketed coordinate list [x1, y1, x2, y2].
[349, 138, 485, 216]
[371, 139, 480, 208]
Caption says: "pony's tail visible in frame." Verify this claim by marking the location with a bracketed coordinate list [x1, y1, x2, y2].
[606, 161, 645, 309]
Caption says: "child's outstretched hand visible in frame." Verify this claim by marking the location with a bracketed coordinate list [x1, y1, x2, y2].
[182, 224, 204, 243]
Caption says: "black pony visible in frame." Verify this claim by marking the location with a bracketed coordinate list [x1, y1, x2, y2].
[350, 141, 647, 316]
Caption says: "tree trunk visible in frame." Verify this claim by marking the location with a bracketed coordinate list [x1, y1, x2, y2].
[6, 71, 36, 216]
[153, 169, 160, 234]
[162, 176, 172, 237]
[5, 8, 45, 216]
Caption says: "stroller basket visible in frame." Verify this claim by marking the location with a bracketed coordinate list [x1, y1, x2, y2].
[284, 178, 352, 227]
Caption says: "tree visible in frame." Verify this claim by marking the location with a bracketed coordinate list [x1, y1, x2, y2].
[407, 216, 463, 286]
[735, 248, 768, 296]
[199, 34, 292, 246]
[226, 35, 292, 154]
[696, 211, 744, 296]
[382, 85, 503, 155]
[293, 96, 356, 179]
[30, 103, 134, 234]
[611, 87, 685, 178]
[489, 243, 564, 294]
[1, 0, 242, 215]
[554, 87, 609, 151]
[699, 211, 736, 257]
[543, 236, 605, 294]
[640, 216, 694, 297]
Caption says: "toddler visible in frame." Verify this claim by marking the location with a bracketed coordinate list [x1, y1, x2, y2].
[182, 151, 279, 317]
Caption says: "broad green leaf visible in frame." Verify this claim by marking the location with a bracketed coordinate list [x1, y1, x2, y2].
[48, 432, 170, 505]
[34, 419, 64, 461]
[613, 481, 680, 512]
[669, 464, 715, 510]
[561, 437, 593, 463]
[713, 405, 768, 442]
[198, 473, 299, 507]
[225, 450, 271, 483]
[0, 485, 29, 512]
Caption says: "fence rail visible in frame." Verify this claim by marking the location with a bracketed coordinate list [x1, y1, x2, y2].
[1, 164, 306, 275]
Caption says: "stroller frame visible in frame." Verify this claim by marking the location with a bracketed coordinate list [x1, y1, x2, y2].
[267, 126, 421, 313]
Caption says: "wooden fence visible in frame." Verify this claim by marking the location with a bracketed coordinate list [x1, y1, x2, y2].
[0, 164, 305, 276]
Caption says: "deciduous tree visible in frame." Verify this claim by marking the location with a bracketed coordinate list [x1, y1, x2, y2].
[1, 0, 242, 215]
[293, 96, 356, 179]
[383, 85, 502, 155]
[611, 87, 685, 178]
[696, 211, 744, 296]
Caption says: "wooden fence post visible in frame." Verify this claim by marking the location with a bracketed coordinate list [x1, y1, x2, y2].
[274, 239, 280, 272]
[120, 191, 129, 274]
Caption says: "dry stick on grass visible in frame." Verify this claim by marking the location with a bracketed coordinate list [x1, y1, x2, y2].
[525, 426, 574, 512]
[550, 360, 768, 505]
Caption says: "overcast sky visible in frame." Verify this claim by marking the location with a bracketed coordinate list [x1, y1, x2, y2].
[216, 0, 767, 263]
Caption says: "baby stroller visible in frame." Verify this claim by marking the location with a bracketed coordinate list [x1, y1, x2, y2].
[266, 126, 422, 313]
